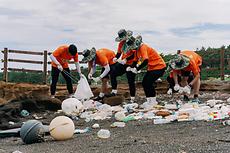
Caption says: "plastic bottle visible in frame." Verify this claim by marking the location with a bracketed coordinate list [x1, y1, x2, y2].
[111, 122, 126, 128]
[122, 116, 135, 122]
[153, 118, 171, 124]
[74, 127, 91, 134]
[97, 129, 111, 139]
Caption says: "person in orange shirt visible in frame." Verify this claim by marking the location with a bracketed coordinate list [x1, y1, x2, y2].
[110, 29, 138, 103]
[168, 50, 202, 102]
[126, 35, 166, 108]
[81, 47, 117, 101]
[49, 44, 82, 98]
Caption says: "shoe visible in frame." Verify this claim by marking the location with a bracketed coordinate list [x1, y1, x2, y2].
[51, 95, 55, 99]
[93, 96, 104, 101]
[192, 98, 201, 104]
[183, 95, 190, 101]
[105, 92, 116, 97]
[68, 94, 76, 98]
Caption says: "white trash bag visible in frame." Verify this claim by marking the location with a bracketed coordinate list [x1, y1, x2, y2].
[74, 75, 94, 100]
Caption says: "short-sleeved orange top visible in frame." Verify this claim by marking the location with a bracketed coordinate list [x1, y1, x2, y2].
[95, 48, 116, 66]
[180, 50, 202, 75]
[117, 41, 135, 65]
[135, 44, 166, 71]
[51, 45, 78, 68]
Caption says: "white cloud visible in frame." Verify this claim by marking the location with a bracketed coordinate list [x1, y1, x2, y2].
[0, 0, 230, 70]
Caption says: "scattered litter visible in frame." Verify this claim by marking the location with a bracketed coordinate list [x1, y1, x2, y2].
[92, 124, 100, 129]
[115, 111, 126, 121]
[20, 110, 29, 117]
[9, 121, 15, 125]
[74, 127, 91, 134]
[12, 151, 22, 153]
[223, 120, 230, 126]
[227, 97, 230, 103]
[97, 129, 111, 139]
[111, 122, 126, 128]
[32, 114, 43, 120]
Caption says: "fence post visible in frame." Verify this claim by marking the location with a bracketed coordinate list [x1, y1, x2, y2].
[43, 50, 48, 84]
[227, 55, 230, 70]
[220, 49, 225, 80]
[3, 48, 8, 82]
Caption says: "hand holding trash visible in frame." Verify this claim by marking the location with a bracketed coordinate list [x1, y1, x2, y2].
[57, 64, 63, 71]
[126, 66, 132, 72]
[112, 57, 118, 63]
[174, 84, 180, 91]
[117, 59, 127, 65]
[167, 89, 172, 95]
[92, 77, 101, 82]
[88, 73, 93, 79]
[183, 85, 191, 94]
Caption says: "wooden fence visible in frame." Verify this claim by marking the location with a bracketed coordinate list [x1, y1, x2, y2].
[1, 48, 82, 84]
[1, 48, 230, 84]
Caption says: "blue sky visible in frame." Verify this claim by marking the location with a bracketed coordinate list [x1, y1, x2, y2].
[0, 0, 230, 70]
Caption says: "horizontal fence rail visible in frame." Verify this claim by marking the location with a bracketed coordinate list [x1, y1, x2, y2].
[1, 48, 230, 84]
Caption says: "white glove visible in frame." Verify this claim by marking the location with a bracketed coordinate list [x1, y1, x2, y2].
[174, 84, 180, 91]
[92, 77, 101, 82]
[112, 57, 118, 63]
[167, 89, 172, 95]
[130, 67, 138, 74]
[178, 87, 184, 94]
[126, 66, 132, 72]
[79, 73, 84, 78]
[117, 59, 127, 65]
[57, 64, 63, 71]
[183, 85, 191, 95]
[88, 73, 93, 79]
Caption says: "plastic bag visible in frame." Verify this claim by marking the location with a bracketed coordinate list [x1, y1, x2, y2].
[74, 75, 94, 100]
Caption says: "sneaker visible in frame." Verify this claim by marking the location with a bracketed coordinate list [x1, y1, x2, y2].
[51, 95, 55, 99]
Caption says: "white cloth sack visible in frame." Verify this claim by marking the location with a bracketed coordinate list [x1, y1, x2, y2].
[74, 75, 94, 100]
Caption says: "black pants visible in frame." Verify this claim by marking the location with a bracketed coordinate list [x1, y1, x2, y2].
[142, 68, 165, 97]
[50, 66, 73, 95]
[110, 63, 136, 97]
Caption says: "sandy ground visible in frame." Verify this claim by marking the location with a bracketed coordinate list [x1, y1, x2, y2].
[0, 81, 230, 153]
[0, 91, 230, 153]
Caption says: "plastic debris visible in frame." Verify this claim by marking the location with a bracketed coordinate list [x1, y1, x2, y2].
[12, 151, 22, 153]
[97, 129, 111, 139]
[114, 111, 126, 121]
[20, 110, 29, 117]
[111, 122, 126, 128]
[92, 123, 100, 129]
[74, 127, 91, 134]
[61, 98, 84, 115]
[154, 118, 171, 124]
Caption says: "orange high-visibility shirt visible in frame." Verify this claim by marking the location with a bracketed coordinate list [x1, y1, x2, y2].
[135, 44, 166, 71]
[51, 45, 78, 68]
[180, 50, 202, 75]
[117, 41, 135, 65]
[95, 48, 116, 66]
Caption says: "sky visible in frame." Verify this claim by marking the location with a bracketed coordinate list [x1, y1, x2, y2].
[0, 0, 230, 70]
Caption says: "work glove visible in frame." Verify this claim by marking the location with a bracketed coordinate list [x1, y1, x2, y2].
[174, 84, 180, 91]
[117, 59, 127, 65]
[79, 73, 84, 78]
[92, 77, 101, 83]
[57, 64, 63, 71]
[178, 87, 184, 94]
[126, 66, 132, 72]
[88, 73, 93, 79]
[183, 85, 191, 95]
[167, 89, 173, 95]
[112, 57, 118, 63]
[130, 67, 138, 74]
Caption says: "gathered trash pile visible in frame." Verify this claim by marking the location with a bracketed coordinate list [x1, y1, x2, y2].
[63, 97, 230, 125]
